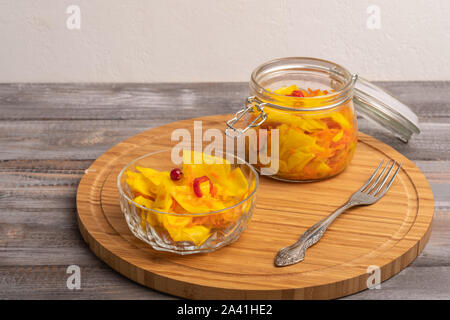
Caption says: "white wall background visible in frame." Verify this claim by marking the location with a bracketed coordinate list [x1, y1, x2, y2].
[1, 0, 450, 82]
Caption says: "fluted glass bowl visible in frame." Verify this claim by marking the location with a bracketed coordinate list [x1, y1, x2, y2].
[117, 149, 259, 254]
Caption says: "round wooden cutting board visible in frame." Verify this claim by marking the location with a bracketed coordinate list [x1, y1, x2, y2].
[76, 115, 434, 299]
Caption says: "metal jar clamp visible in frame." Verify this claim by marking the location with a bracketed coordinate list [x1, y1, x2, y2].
[225, 96, 267, 138]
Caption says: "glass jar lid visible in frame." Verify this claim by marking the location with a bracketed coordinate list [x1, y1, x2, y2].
[353, 77, 420, 142]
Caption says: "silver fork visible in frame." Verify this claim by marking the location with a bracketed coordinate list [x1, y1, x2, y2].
[274, 159, 402, 267]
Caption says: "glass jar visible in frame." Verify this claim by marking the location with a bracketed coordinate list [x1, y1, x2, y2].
[226, 57, 358, 182]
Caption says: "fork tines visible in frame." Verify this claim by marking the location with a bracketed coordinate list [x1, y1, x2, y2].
[360, 159, 402, 198]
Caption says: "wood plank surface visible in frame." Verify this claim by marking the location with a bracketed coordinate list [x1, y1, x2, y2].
[0, 82, 449, 299]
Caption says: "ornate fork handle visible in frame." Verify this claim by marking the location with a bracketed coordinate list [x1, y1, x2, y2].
[296, 201, 355, 250]
[274, 201, 356, 267]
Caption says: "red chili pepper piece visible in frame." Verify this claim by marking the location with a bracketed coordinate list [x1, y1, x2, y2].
[170, 168, 183, 181]
[193, 176, 213, 198]
[288, 90, 304, 97]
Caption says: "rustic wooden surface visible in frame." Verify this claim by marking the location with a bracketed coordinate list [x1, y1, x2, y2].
[0, 82, 449, 299]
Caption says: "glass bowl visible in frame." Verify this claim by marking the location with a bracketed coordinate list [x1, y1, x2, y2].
[117, 149, 259, 255]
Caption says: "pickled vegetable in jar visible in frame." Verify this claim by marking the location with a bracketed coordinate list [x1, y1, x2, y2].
[226, 57, 358, 182]
[251, 84, 357, 181]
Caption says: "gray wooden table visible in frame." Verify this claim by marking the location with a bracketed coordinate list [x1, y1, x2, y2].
[0, 82, 449, 299]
